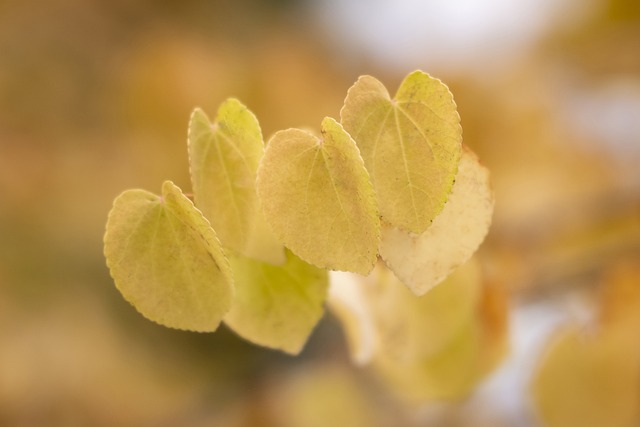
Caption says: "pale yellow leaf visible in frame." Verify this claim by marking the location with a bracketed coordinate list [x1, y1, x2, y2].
[531, 327, 640, 427]
[373, 271, 508, 402]
[188, 99, 285, 265]
[380, 145, 494, 295]
[224, 250, 328, 355]
[340, 70, 462, 233]
[366, 259, 482, 363]
[329, 258, 507, 401]
[375, 318, 483, 401]
[257, 117, 380, 275]
[104, 181, 234, 332]
[328, 259, 481, 364]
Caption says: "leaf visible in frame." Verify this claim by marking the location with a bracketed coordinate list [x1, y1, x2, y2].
[340, 70, 462, 233]
[530, 259, 640, 427]
[375, 318, 483, 401]
[329, 259, 507, 401]
[380, 146, 494, 295]
[224, 250, 328, 355]
[531, 327, 640, 427]
[104, 180, 234, 332]
[256, 117, 380, 275]
[328, 258, 482, 365]
[367, 259, 482, 363]
[188, 99, 285, 265]
[372, 267, 507, 401]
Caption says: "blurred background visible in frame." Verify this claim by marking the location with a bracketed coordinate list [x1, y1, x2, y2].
[1, 0, 639, 426]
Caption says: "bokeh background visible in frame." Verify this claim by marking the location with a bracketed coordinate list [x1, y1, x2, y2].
[1, 0, 639, 425]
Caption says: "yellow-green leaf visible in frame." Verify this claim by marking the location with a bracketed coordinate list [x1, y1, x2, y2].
[224, 250, 328, 354]
[380, 146, 494, 295]
[256, 117, 380, 275]
[188, 99, 285, 265]
[340, 70, 462, 233]
[104, 180, 234, 332]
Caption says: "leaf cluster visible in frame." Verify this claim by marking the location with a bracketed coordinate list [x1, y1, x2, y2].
[104, 70, 495, 363]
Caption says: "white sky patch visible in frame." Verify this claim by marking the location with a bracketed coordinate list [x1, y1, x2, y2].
[309, 0, 597, 74]
[564, 79, 640, 156]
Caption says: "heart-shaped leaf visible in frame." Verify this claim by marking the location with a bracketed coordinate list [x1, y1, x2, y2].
[380, 146, 494, 295]
[224, 250, 328, 354]
[188, 99, 285, 265]
[341, 70, 462, 233]
[104, 180, 234, 332]
[257, 117, 380, 275]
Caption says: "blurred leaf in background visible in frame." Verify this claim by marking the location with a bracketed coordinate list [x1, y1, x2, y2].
[531, 259, 640, 427]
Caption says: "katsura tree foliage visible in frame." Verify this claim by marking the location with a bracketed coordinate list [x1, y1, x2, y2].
[104, 70, 497, 398]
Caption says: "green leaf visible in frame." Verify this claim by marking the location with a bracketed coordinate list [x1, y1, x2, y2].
[380, 146, 494, 295]
[256, 117, 380, 275]
[188, 99, 285, 265]
[104, 180, 234, 332]
[224, 250, 328, 355]
[340, 70, 462, 233]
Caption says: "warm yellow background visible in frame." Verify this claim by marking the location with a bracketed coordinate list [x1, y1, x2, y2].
[1, 0, 638, 425]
